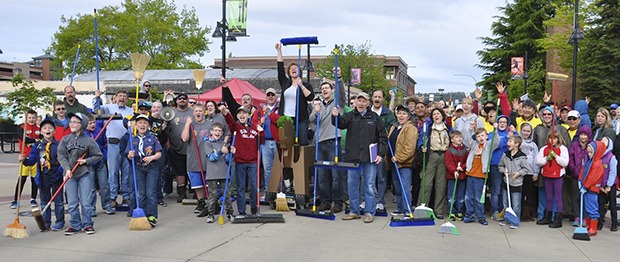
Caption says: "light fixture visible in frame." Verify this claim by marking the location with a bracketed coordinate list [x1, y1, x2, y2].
[212, 21, 225, 38]
[226, 34, 237, 42]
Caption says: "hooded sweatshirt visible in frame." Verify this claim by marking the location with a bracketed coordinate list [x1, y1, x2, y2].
[489, 115, 513, 165]
[600, 139, 618, 189]
[57, 131, 103, 179]
[580, 141, 605, 193]
[519, 131, 540, 176]
[573, 100, 591, 129]
[498, 149, 529, 187]
[568, 125, 592, 178]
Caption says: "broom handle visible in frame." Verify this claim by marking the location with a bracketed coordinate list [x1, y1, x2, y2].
[219, 132, 237, 217]
[421, 125, 427, 204]
[69, 43, 81, 86]
[295, 44, 301, 145]
[256, 129, 262, 212]
[41, 114, 115, 214]
[579, 181, 584, 227]
[128, 123, 141, 210]
[312, 112, 320, 211]
[14, 112, 28, 217]
[505, 173, 512, 208]
[333, 46, 339, 163]
[480, 99, 501, 203]
[388, 142, 413, 217]
[191, 124, 209, 199]
[94, 9, 100, 91]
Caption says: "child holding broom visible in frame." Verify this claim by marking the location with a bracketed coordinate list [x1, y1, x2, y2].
[579, 140, 606, 236]
[58, 113, 102, 235]
[11, 109, 40, 209]
[202, 123, 233, 223]
[126, 114, 162, 228]
[498, 135, 529, 229]
[20, 118, 64, 231]
[445, 130, 467, 221]
[535, 131, 569, 228]
[464, 127, 499, 225]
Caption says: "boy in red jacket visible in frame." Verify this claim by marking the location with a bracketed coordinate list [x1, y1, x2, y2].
[445, 130, 468, 220]
[580, 140, 605, 236]
[223, 106, 265, 216]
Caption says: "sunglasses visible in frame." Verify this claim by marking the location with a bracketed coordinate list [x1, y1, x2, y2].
[56, 108, 66, 111]
[568, 117, 578, 121]
[189, 101, 197, 105]
[177, 97, 187, 100]
[542, 113, 553, 116]
[144, 84, 151, 87]
[266, 93, 276, 97]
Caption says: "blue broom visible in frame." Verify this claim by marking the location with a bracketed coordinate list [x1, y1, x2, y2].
[218, 132, 237, 225]
[128, 121, 151, 230]
[388, 142, 428, 227]
[503, 173, 520, 227]
[572, 182, 590, 241]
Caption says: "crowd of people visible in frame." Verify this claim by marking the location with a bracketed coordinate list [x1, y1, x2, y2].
[10, 50, 619, 237]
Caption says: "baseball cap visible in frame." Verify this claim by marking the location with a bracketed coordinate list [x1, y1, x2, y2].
[455, 105, 463, 111]
[356, 92, 370, 100]
[567, 110, 580, 119]
[236, 107, 249, 113]
[394, 105, 411, 115]
[40, 118, 55, 129]
[611, 103, 618, 110]
[138, 101, 151, 109]
[560, 106, 571, 112]
[134, 114, 150, 123]
[67, 112, 88, 129]
[176, 93, 188, 100]
[265, 88, 277, 95]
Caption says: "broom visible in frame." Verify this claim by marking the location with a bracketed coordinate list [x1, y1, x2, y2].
[439, 166, 460, 235]
[503, 172, 520, 227]
[193, 69, 206, 103]
[275, 146, 290, 212]
[388, 142, 428, 227]
[131, 52, 150, 112]
[413, 124, 434, 219]
[218, 132, 237, 225]
[33, 114, 116, 231]
[572, 182, 590, 241]
[127, 121, 151, 230]
[5, 115, 30, 238]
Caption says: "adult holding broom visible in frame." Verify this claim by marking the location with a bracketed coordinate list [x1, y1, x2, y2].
[58, 113, 103, 235]
[275, 42, 314, 146]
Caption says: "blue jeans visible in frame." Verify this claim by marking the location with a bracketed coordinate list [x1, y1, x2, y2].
[91, 161, 111, 214]
[39, 175, 64, 229]
[66, 171, 95, 230]
[129, 164, 159, 218]
[489, 166, 503, 213]
[235, 162, 257, 215]
[348, 162, 377, 216]
[447, 178, 466, 216]
[392, 165, 412, 213]
[261, 139, 277, 191]
[502, 187, 522, 220]
[108, 143, 131, 201]
[465, 176, 485, 220]
[317, 140, 344, 206]
[156, 147, 167, 201]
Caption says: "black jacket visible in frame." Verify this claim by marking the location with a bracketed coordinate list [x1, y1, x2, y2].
[277, 61, 314, 120]
[333, 107, 387, 163]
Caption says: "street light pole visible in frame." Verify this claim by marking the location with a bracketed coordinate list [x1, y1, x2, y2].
[213, 0, 238, 78]
[453, 74, 478, 86]
[568, 0, 584, 106]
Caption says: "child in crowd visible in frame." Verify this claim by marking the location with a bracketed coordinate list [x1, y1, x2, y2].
[84, 113, 115, 216]
[579, 140, 606, 236]
[57, 113, 103, 235]
[445, 130, 468, 220]
[224, 107, 264, 216]
[519, 123, 539, 222]
[597, 137, 618, 231]
[498, 135, 529, 229]
[535, 131, 569, 228]
[568, 125, 592, 226]
[12, 110, 40, 209]
[488, 115, 513, 221]
[465, 128, 499, 225]
[20, 119, 64, 231]
[126, 114, 162, 228]
[202, 123, 234, 223]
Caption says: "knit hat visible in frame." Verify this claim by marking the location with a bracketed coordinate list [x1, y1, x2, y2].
[497, 115, 510, 125]
[540, 106, 554, 116]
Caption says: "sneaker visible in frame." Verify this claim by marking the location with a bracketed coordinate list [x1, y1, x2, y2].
[196, 207, 209, 218]
[449, 214, 457, 221]
[206, 215, 215, 223]
[499, 221, 507, 226]
[51, 223, 64, 231]
[342, 214, 361, 220]
[226, 213, 233, 222]
[105, 208, 116, 215]
[359, 202, 365, 210]
[317, 203, 331, 211]
[479, 219, 489, 226]
[364, 214, 374, 223]
[463, 216, 476, 223]
[251, 206, 257, 215]
[332, 205, 343, 214]
[9, 201, 17, 209]
[457, 213, 464, 220]
[110, 200, 117, 208]
[436, 215, 445, 220]
[84, 226, 95, 235]
[376, 203, 385, 212]
[572, 218, 580, 227]
[491, 212, 503, 221]
[391, 210, 405, 216]
[194, 205, 204, 214]
[509, 225, 519, 229]
[122, 199, 130, 206]
[158, 200, 167, 207]
[148, 216, 157, 228]
[64, 227, 80, 236]
[30, 199, 38, 207]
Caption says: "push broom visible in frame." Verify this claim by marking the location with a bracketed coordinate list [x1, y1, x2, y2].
[439, 164, 461, 234]
[413, 124, 435, 221]
[295, 112, 335, 220]
[388, 143, 433, 227]
[5, 114, 30, 238]
[32, 114, 116, 231]
[572, 182, 590, 241]
[218, 132, 237, 225]
[503, 172, 520, 228]
[127, 120, 151, 230]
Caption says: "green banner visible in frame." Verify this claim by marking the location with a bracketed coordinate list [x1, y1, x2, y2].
[228, 0, 248, 37]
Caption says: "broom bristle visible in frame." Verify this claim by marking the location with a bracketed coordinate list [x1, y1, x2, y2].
[131, 53, 151, 81]
[129, 217, 152, 231]
[218, 215, 225, 225]
[32, 209, 48, 231]
[4, 219, 30, 238]
[275, 193, 290, 212]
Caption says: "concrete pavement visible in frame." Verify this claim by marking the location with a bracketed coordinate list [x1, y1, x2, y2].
[0, 151, 617, 262]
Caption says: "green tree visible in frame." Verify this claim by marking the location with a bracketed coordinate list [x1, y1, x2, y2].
[477, 0, 558, 103]
[1, 74, 57, 120]
[315, 41, 391, 94]
[50, 0, 211, 79]
[579, 0, 620, 112]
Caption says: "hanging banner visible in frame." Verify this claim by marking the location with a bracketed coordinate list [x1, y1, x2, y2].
[351, 68, 361, 84]
[228, 0, 248, 37]
[510, 57, 524, 79]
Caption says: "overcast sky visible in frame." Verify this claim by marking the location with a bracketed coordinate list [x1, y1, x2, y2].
[0, 0, 503, 93]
